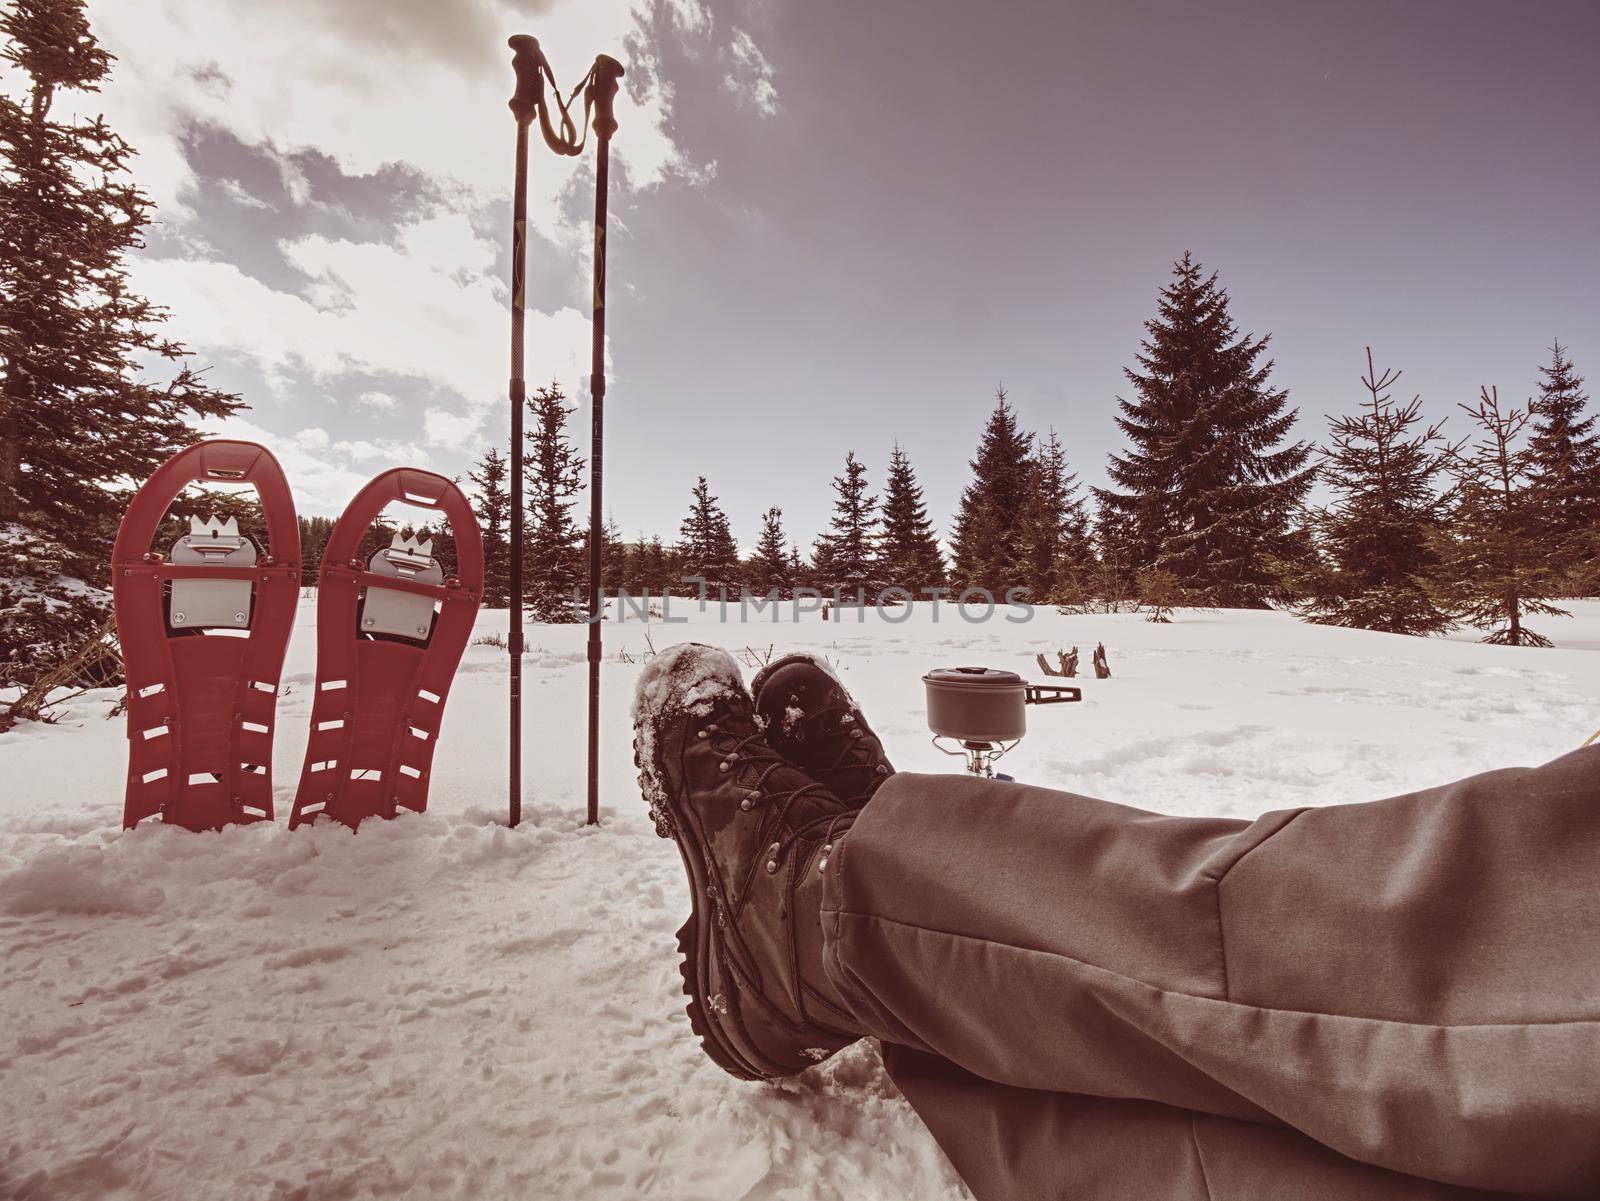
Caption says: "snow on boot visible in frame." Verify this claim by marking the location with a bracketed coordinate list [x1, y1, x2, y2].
[633, 643, 862, 1081]
[751, 653, 894, 807]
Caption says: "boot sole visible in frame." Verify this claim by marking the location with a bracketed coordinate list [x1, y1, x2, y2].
[636, 734, 765, 1082]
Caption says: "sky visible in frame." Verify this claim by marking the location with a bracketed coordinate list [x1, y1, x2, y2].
[51, 0, 1600, 550]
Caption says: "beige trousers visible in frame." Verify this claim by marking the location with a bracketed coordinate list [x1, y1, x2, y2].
[821, 749, 1600, 1200]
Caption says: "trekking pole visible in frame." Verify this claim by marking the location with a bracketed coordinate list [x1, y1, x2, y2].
[505, 35, 544, 828]
[585, 55, 623, 828]
[507, 36, 622, 828]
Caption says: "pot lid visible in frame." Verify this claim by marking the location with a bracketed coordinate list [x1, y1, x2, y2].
[922, 666, 1024, 688]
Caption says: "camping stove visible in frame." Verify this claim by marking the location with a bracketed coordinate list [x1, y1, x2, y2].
[923, 666, 1081, 777]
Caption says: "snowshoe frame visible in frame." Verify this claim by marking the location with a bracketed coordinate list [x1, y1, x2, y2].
[289, 468, 483, 830]
[113, 440, 301, 831]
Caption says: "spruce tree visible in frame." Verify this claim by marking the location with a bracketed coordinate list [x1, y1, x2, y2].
[524, 383, 584, 622]
[297, 515, 336, 582]
[812, 451, 884, 599]
[0, 0, 241, 690]
[1084, 510, 1142, 609]
[950, 389, 1034, 593]
[580, 514, 625, 595]
[878, 443, 946, 592]
[1094, 254, 1313, 607]
[676, 476, 739, 595]
[621, 534, 672, 596]
[1136, 567, 1187, 623]
[619, 535, 646, 594]
[787, 544, 809, 592]
[468, 445, 511, 608]
[1431, 387, 1566, 646]
[1018, 429, 1094, 604]
[602, 516, 626, 593]
[1298, 349, 1454, 635]
[1525, 341, 1599, 583]
[747, 506, 793, 597]
[649, 537, 677, 594]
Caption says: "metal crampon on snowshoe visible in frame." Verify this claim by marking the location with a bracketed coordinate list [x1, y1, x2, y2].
[289, 468, 483, 831]
[113, 440, 301, 831]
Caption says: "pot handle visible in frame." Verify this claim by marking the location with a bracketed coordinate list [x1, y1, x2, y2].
[1025, 684, 1082, 706]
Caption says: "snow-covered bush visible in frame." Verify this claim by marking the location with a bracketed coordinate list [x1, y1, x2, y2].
[0, 522, 116, 697]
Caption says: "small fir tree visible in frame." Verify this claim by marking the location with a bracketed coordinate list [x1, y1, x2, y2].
[603, 516, 626, 593]
[1094, 254, 1313, 607]
[468, 445, 511, 608]
[676, 476, 740, 595]
[524, 382, 584, 622]
[1525, 341, 1599, 584]
[950, 389, 1035, 593]
[619, 535, 648, 594]
[1431, 386, 1567, 646]
[1297, 349, 1454, 635]
[580, 514, 626, 597]
[787, 543, 809, 592]
[812, 451, 884, 599]
[1078, 512, 1142, 611]
[747, 506, 794, 597]
[298, 515, 336, 581]
[877, 444, 946, 592]
[1136, 567, 1187, 623]
[622, 534, 673, 596]
[1018, 429, 1095, 604]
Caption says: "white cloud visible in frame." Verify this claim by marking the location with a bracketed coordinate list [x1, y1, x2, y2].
[724, 27, 777, 117]
[128, 220, 595, 415]
[217, 178, 275, 211]
[357, 391, 399, 411]
[661, 0, 714, 37]
[423, 406, 484, 453]
[83, 0, 739, 224]
[334, 438, 431, 466]
[184, 419, 433, 516]
[194, 413, 374, 517]
[400, 212, 497, 279]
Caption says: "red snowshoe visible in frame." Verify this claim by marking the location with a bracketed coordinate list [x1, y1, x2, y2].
[289, 468, 483, 830]
[113, 440, 301, 831]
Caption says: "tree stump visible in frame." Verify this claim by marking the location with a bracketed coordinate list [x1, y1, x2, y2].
[1092, 642, 1112, 679]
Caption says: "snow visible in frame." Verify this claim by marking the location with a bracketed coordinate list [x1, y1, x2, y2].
[3, 599, 1599, 1199]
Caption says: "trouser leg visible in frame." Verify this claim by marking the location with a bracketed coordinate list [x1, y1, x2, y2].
[881, 1045, 1534, 1201]
[820, 750, 1600, 1200]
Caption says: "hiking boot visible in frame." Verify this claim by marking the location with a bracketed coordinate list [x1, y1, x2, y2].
[633, 643, 862, 1081]
[751, 653, 895, 806]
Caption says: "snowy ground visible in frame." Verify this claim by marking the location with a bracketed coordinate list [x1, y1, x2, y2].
[3, 598, 1599, 1200]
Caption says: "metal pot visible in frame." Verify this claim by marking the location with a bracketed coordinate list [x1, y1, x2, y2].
[924, 666, 1029, 742]
[923, 666, 1083, 744]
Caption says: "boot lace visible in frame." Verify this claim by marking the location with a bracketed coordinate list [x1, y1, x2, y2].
[705, 715, 847, 889]
[793, 703, 885, 800]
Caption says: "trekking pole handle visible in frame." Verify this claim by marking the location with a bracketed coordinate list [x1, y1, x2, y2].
[508, 35, 546, 125]
[589, 55, 625, 140]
